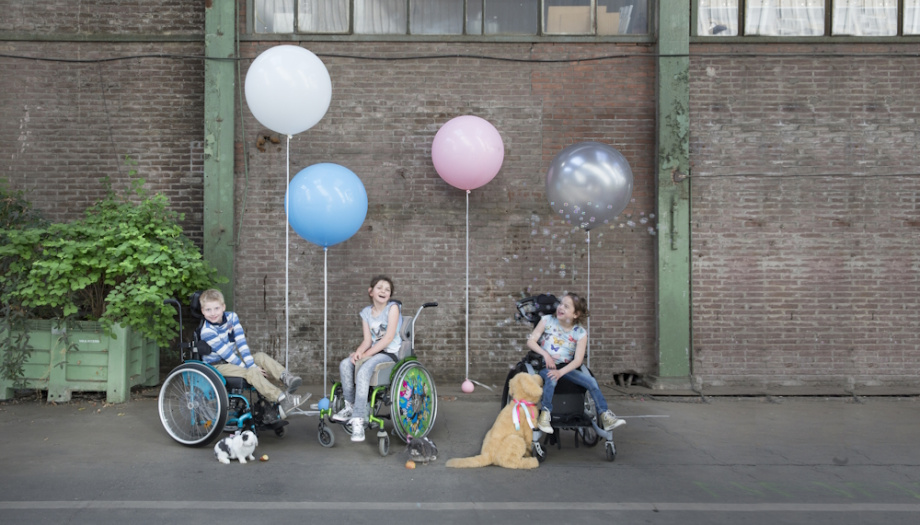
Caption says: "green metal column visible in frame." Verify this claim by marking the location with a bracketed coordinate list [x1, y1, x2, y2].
[203, 1, 236, 307]
[654, 2, 692, 386]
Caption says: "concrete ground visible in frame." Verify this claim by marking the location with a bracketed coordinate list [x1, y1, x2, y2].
[1, 382, 919, 525]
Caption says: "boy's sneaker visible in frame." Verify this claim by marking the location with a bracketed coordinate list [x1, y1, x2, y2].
[278, 393, 308, 419]
[349, 418, 365, 442]
[537, 410, 554, 434]
[332, 401, 354, 422]
[281, 371, 302, 394]
[599, 410, 626, 432]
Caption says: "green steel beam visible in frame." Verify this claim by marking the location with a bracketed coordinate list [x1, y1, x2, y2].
[203, 1, 236, 308]
[655, 2, 692, 385]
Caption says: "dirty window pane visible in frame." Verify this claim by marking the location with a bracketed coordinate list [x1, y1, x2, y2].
[411, 0, 463, 34]
[484, 0, 539, 35]
[697, 0, 739, 36]
[832, 0, 897, 36]
[297, 0, 349, 33]
[908, 0, 920, 34]
[355, 0, 408, 34]
[544, 0, 593, 35]
[598, 0, 649, 34]
[254, 0, 294, 34]
[746, 0, 825, 36]
[467, 1, 484, 34]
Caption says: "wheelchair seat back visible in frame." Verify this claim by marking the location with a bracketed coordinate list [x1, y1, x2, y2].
[552, 376, 588, 416]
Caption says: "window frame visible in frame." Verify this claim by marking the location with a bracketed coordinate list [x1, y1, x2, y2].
[692, 0, 920, 41]
[244, 0, 656, 43]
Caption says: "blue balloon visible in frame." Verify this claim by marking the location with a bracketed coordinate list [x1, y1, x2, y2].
[318, 397, 330, 411]
[286, 163, 368, 248]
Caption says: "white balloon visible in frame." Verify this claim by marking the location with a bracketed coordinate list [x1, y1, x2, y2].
[244, 45, 332, 136]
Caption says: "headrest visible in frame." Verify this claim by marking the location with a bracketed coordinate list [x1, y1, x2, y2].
[189, 291, 204, 320]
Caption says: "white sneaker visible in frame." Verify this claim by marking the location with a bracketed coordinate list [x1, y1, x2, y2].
[278, 393, 308, 419]
[349, 418, 365, 442]
[599, 410, 626, 432]
[332, 401, 353, 422]
[537, 410, 554, 434]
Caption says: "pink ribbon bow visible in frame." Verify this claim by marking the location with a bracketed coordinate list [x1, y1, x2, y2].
[511, 399, 537, 431]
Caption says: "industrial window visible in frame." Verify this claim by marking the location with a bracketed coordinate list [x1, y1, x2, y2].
[251, 0, 650, 36]
[697, 0, 920, 36]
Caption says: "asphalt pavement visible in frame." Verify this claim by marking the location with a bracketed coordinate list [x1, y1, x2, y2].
[1, 383, 919, 525]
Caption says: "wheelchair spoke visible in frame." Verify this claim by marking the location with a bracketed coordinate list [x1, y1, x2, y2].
[158, 363, 228, 447]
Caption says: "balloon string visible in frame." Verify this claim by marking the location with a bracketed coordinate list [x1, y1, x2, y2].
[285, 134, 291, 370]
[465, 189, 470, 381]
[586, 229, 591, 369]
[323, 247, 328, 394]
[470, 379, 493, 391]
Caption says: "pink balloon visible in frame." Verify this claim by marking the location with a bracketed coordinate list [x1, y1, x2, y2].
[431, 115, 504, 190]
[461, 379, 475, 393]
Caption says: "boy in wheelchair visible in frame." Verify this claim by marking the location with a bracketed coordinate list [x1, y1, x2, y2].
[197, 289, 308, 419]
[526, 292, 625, 434]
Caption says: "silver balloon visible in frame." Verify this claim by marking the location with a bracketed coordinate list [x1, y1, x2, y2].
[545, 142, 634, 231]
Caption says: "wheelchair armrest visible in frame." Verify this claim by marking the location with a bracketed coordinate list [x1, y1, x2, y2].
[195, 340, 213, 356]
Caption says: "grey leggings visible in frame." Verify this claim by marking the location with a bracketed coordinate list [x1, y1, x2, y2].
[338, 353, 394, 419]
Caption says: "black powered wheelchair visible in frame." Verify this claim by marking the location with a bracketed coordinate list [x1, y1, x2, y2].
[501, 294, 618, 462]
[317, 300, 438, 456]
[157, 292, 289, 447]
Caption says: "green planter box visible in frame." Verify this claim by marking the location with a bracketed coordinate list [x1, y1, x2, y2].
[1, 320, 159, 403]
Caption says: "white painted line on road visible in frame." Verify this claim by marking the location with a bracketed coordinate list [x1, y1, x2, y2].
[2, 501, 920, 512]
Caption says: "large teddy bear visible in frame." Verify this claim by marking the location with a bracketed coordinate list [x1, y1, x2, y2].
[446, 372, 544, 469]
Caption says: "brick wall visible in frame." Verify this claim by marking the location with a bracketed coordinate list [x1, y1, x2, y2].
[0, 0, 203, 34]
[235, 42, 659, 387]
[15, 2, 916, 390]
[690, 43, 920, 389]
[0, 0, 659, 388]
[0, 1, 205, 243]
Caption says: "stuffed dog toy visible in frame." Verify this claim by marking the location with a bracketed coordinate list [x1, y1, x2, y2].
[446, 372, 543, 469]
[214, 430, 259, 464]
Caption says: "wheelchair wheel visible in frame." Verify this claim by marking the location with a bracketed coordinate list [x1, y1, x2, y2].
[378, 433, 390, 457]
[532, 441, 547, 463]
[318, 424, 335, 448]
[158, 362, 228, 447]
[390, 361, 437, 442]
[579, 426, 600, 447]
[605, 440, 617, 462]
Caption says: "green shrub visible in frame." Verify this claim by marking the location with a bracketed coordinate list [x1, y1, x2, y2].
[0, 177, 226, 349]
[0, 179, 47, 384]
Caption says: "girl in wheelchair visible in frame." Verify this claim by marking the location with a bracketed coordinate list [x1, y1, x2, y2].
[527, 292, 625, 434]
[332, 275, 403, 442]
[198, 289, 308, 419]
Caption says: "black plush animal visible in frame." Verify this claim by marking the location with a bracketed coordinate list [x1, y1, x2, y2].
[405, 435, 438, 464]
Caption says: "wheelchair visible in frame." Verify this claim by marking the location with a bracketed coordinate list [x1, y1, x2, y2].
[501, 294, 618, 462]
[157, 292, 289, 447]
[317, 300, 438, 457]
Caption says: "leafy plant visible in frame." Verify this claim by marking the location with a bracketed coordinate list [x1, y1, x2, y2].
[0, 176, 226, 348]
[0, 179, 46, 384]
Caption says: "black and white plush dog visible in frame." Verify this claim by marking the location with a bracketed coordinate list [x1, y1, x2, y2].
[214, 430, 259, 464]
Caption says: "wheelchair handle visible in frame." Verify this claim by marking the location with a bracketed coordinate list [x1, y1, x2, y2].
[164, 298, 183, 336]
